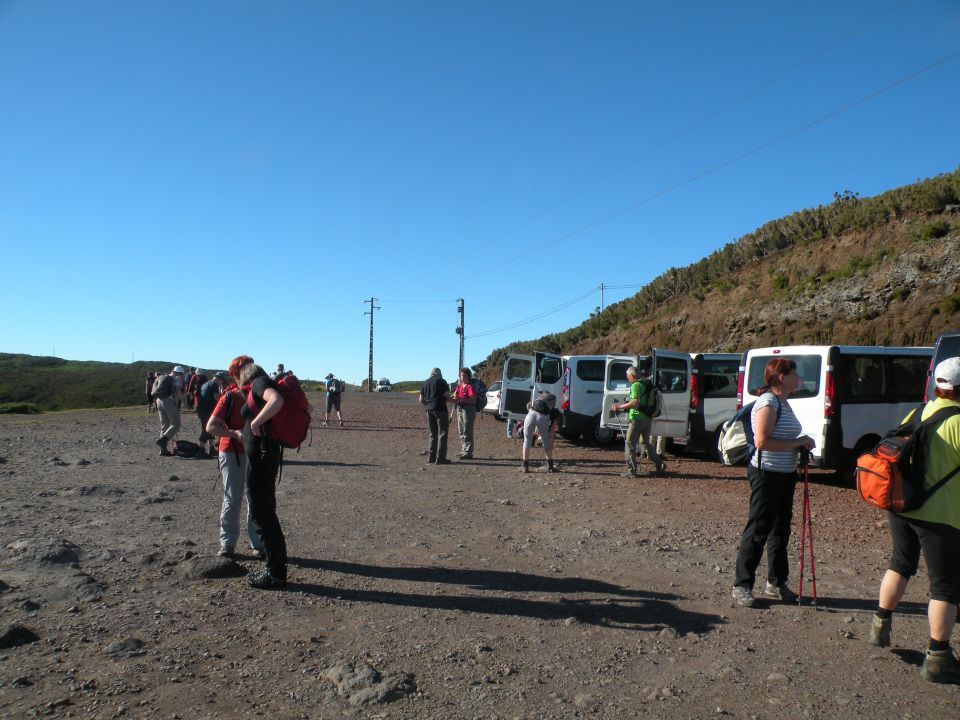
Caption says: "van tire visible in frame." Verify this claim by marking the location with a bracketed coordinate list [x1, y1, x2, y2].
[710, 427, 724, 462]
[559, 430, 580, 442]
[841, 436, 880, 485]
[591, 416, 617, 447]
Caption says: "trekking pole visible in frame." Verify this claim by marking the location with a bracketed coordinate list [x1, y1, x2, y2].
[797, 447, 818, 606]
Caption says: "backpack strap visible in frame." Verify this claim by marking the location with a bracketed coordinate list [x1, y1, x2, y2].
[913, 405, 960, 505]
[755, 395, 783, 470]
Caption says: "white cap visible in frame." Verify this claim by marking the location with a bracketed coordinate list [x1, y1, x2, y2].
[173, 365, 185, 374]
[934, 357, 960, 390]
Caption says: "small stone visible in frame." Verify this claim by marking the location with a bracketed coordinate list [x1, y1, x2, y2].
[104, 637, 145, 656]
[766, 672, 789, 683]
[658, 627, 678, 640]
[563, 617, 578, 626]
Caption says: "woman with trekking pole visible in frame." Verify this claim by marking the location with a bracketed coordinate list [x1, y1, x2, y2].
[731, 357, 815, 609]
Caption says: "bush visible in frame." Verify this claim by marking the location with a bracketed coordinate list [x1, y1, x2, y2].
[0, 402, 40, 414]
[941, 292, 960, 315]
[912, 220, 951, 242]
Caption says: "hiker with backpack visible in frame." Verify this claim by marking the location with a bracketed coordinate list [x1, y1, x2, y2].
[866, 357, 960, 684]
[196, 371, 228, 457]
[324, 373, 345, 427]
[450, 367, 479, 460]
[420, 367, 451, 465]
[145, 371, 156, 413]
[612, 365, 666, 478]
[520, 392, 562, 473]
[206, 375, 264, 561]
[152, 365, 185, 456]
[731, 357, 815, 609]
[229, 355, 288, 590]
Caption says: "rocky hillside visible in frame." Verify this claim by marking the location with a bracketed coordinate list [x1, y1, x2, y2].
[477, 167, 960, 379]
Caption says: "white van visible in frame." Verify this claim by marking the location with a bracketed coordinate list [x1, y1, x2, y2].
[599, 349, 692, 442]
[558, 355, 616, 445]
[739, 345, 932, 474]
[682, 353, 741, 459]
[498, 351, 565, 421]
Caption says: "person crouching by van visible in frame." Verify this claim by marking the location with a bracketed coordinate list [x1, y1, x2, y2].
[229, 356, 288, 590]
[206, 377, 264, 560]
[612, 365, 665, 478]
[451, 367, 478, 460]
[521, 392, 561, 473]
[731, 357, 815, 608]
[867, 357, 960, 684]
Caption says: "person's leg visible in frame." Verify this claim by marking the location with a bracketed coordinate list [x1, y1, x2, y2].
[427, 411, 439, 462]
[639, 419, 664, 473]
[868, 511, 921, 646]
[218, 452, 243, 552]
[437, 410, 449, 461]
[324, 396, 332, 424]
[734, 465, 773, 590]
[521, 414, 535, 471]
[166, 400, 181, 440]
[624, 420, 639, 475]
[463, 407, 476, 457]
[334, 395, 343, 425]
[765, 471, 798, 588]
[456, 406, 467, 457]
[157, 398, 171, 437]
[507, 418, 514, 438]
[246, 445, 287, 582]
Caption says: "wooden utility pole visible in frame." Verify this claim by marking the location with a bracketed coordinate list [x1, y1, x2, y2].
[364, 297, 380, 391]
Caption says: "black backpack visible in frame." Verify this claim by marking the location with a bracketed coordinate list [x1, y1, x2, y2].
[472, 379, 488, 411]
[152, 374, 174, 400]
[173, 440, 205, 458]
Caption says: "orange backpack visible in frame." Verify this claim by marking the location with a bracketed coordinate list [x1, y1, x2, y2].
[855, 405, 960, 512]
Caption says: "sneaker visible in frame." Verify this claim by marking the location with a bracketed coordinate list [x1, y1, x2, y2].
[867, 614, 892, 647]
[339, 420, 344, 427]
[217, 546, 234, 559]
[434, 458, 451, 465]
[251, 548, 265, 559]
[655, 465, 667, 477]
[520, 464, 529, 473]
[764, 582, 798, 602]
[732, 585, 756, 608]
[547, 465, 558, 473]
[620, 471, 640, 478]
[921, 647, 960, 684]
[247, 568, 287, 590]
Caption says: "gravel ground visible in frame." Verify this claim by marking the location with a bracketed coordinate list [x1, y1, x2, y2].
[0, 389, 957, 719]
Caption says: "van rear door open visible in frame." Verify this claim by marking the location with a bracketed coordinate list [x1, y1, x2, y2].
[499, 352, 563, 421]
[650, 348, 692, 441]
[600, 355, 640, 430]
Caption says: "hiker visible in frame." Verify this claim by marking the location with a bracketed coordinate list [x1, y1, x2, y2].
[450, 367, 478, 460]
[612, 365, 665, 478]
[520, 392, 561, 473]
[419, 367, 450, 465]
[197, 371, 229, 457]
[187, 368, 208, 411]
[324, 373, 344, 427]
[183, 369, 196, 410]
[272, 363, 286, 380]
[731, 357, 815, 608]
[206, 377, 264, 560]
[145, 371, 155, 413]
[867, 357, 960, 684]
[171, 366, 185, 408]
[153, 366, 185, 456]
[229, 355, 288, 590]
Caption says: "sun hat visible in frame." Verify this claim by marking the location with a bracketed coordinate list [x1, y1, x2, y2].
[934, 357, 960, 390]
[173, 365, 185, 374]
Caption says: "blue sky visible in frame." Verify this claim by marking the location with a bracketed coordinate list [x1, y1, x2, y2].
[2, 1, 959, 384]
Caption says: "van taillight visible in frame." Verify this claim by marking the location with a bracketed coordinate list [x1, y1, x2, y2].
[689, 374, 699, 410]
[824, 368, 836, 417]
[735, 370, 745, 410]
[924, 355, 934, 403]
[561, 369, 570, 411]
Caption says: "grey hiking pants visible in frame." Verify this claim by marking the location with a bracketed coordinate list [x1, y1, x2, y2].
[456, 405, 476, 458]
[156, 396, 181, 441]
[625, 418, 662, 474]
[218, 451, 262, 552]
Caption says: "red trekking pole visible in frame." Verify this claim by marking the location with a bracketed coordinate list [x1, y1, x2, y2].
[797, 447, 817, 606]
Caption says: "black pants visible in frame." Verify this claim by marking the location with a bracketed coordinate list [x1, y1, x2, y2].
[889, 512, 960, 604]
[427, 409, 448, 462]
[246, 442, 287, 577]
[734, 465, 797, 589]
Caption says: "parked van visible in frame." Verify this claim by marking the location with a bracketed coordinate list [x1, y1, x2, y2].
[739, 345, 932, 474]
[558, 355, 616, 445]
[925, 330, 960, 400]
[376, 378, 392, 392]
[681, 352, 741, 458]
[498, 351, 565, 421]
[599, 349, 692, 442]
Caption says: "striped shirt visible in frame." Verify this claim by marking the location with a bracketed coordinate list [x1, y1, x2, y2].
[749, 392, 802, 472]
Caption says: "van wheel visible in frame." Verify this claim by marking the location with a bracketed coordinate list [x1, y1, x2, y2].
[591, 416, 617, 447]
[559, 430, 580, 443]
[709, 427, 724, 462]
[841, 436, 880, 485]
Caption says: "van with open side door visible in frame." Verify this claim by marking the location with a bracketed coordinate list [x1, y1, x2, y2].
[739, 345, 932, 475]
[599, 349, 692, 442]
[498, 351, 565, 421]
[558, 355, 617, 445]
[681, 353, 741, 459]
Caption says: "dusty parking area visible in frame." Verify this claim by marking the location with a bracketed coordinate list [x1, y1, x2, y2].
[0, 389, 957, 718]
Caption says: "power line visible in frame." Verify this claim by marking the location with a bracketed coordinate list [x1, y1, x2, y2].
[465, 287, 600, 340]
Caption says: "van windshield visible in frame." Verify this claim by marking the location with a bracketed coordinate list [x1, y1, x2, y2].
[747, 355, 821, 398]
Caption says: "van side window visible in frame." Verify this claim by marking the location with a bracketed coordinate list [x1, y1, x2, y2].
[657, 357, 687, 393]
[701, 360, 738, 399]
[889, 356, 930, 403]
[576, 360, 605, 382]
[506, 359, 532, 381]
[747, 355, 821, 397]
[841, 356, 885, 402]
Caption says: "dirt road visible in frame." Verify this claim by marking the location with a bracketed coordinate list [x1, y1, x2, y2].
[0, 390, 957, 718]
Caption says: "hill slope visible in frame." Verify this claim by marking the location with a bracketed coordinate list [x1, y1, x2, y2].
[476, 167, 960, 379]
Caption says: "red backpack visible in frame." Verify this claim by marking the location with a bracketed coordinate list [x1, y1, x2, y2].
[248, 374, 312, 450]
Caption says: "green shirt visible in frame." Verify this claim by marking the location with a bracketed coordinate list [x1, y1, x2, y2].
[628, 380, 650, 422]
[900, 397, 960, 529]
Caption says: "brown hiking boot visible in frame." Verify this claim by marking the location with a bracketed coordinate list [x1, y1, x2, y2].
[921, 648, 960, 684]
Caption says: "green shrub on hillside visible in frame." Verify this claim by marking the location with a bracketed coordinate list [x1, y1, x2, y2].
[0, 402, 40, 414]
[912, 220, 951, 243]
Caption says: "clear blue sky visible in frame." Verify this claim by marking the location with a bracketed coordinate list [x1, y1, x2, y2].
[2, 1, 959, 384]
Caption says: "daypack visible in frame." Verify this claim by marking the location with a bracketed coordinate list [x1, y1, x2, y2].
[855, 405, 960, 512]
[636, 378, 663, 419]
[152, 373, 174, 400]
[173, 439, 205, 458]
[328, 379, 344, 394]
[248, 374, 312, 450]
[473, 379, 488, 411]
[719, 398, 782, 466]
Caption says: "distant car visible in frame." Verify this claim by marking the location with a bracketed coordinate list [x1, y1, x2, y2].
[484, 381, 502, 418]
[376, 378, 392, 392]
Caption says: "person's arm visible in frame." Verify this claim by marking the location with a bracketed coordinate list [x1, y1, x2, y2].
[753, 404, 814, 452]
[614, 383, 641, 413]
[250, 387, 284, 437]
[206, 415, 243, 445]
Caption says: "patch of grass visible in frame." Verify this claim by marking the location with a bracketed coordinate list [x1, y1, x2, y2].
[941, 292, 960, 315]
[0, 402, 40, 414]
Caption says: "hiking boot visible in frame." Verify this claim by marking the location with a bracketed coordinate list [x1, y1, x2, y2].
[921, 647, 960, 684]
[867, 614, 892, 647]
[339, 419, 344, 427]
[251, 548, 265, 559]
[655, 464, 667, 477]
[547, 465, 558, 473]
[732, 585, 756, 608]
[156, 438, 173, 456]
[217, 546, 235, 559]
[434, 458, 451, 465]
[520, 464, 529, 473]
[247, 568, 287, 590]
[620, 471, 640, 478]
[764, 582, 797, 603]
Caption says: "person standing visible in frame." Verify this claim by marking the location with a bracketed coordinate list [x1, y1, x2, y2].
[145, 371, 156, 413]
[324, 373, 344, 426]
[419, 367, 450, 465]
[197, 371, 228, 456]
[731, 357, 815, 608]
[613, 365, 665, 478]
[230, 355, 288, 590]
[153, 366, 185, 456]
[272, 363, 286, 380]
[206, 378, 264, 560]
[868, 357, 960, 684]
[451, 368, 478, 460]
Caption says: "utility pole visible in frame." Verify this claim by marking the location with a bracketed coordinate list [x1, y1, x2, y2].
[363, 297, 380, 392]
[600, 283, 605, 311]
[456, 298, 465, 372]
